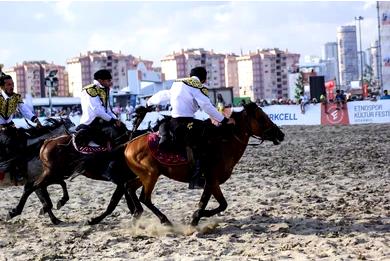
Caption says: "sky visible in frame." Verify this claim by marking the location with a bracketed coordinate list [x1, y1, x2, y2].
[0, 1, 380, 69]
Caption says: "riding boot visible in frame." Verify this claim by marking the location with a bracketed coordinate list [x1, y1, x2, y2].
[158, 121, 172, 152]
[101, 161, 116, 183]
[189, 159, 205, 189]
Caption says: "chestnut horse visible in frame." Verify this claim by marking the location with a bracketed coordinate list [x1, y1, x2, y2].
[123, 102, 285, 226]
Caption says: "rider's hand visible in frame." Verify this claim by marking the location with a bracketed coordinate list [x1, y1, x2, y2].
[221, 117, 235, 126]
[36, 120, 43, 129]
[114, 120, 122, 128]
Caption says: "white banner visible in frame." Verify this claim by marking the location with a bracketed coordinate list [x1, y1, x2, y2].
[347, 100, 390, 124]
[262, 104, 321, 125]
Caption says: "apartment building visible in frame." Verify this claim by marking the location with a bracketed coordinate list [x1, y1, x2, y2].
[4, 61, 67, 98]
[67, 50, 153, 97]
[236, 48, 300, 101]
[224, 54, 239, 96]
[161, 48, 226, 89]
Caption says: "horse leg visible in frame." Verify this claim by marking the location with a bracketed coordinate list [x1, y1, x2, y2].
[35, 187, 62, 225]
[7, 181, 37, 220]
[56, 180, 69, 210]
[191, 184, 227, 226]
[88, 184, 125, 225]
[139, 184, 172, 225]
[37, 181, 68, 215]
[124, 179, 143, 219]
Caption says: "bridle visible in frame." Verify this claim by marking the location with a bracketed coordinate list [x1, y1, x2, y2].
[232, 109, 275, 146]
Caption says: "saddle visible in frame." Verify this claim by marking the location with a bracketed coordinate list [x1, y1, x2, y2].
[72, 132, 112, 155]
[147, 132, 187, 165]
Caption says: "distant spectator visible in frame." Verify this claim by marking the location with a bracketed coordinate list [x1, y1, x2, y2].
[335, 90, 346, 110]
[381, 90, 390, 100]
[320, 93, 329, 114]
[299, 91, 309, 114]
[125, 102, 134, 121]
[216, 93, 225, 113]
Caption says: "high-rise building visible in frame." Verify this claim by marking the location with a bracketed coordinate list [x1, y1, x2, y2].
[4, 61, 67, 98]
[378, 1, 390, 93]
[160, 48, 226, 89]
[322, 42, 338, 60]
[322, 42, 339, 84]
[368, 40, 380, 87]
[237, 48, 300, 101]
[67, 50, 152, 97]
[357, 50, 367, 80]
[337, 25, 359, 88]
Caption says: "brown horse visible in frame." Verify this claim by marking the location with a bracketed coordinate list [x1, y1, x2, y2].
[7, 122, 146, 225]
[123, 102, 285, 226]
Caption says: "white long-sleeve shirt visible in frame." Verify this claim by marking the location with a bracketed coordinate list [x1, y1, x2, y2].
[147, 77, 225, 122]
[79, 80, 117, 125]
[0, 90, 35, 125]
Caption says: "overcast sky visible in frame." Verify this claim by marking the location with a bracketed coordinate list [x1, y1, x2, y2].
[0, 1, 379, 69]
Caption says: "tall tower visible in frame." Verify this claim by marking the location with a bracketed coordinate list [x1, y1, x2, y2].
[322, 42, 340, 84]
[337, 25, 359, 88]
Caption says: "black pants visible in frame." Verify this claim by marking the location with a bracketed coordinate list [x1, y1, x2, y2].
[0, 124, 28, 176]
[75, 118, 126, 147]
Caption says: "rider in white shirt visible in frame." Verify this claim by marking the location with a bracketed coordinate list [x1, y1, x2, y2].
[147, 66, 235, 189]
[76, 69, 126, 182]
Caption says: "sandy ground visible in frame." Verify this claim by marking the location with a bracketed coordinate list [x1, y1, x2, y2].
[0, 124, 389, 261]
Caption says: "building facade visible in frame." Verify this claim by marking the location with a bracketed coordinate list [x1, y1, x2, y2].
[160, 48, 226, 89]
[4, 61, 67, 98]
[337, 25, 359, 88]
[224, 54, 240, 97]
[236, 49, 300, 101]
[67, 50, 153, 97]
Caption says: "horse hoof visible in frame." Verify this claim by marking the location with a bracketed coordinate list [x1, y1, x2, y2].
[87, 218, 99, 225]
[7, 209, 18, 220]
[52, 218, 63, 225]
[161, 219, 173, 226]
[190, 220, 199, 227]
[56, 200, 64, 210]
[133, 210, 143, 219]
[6, 213, 14, 221]
[39, 208, 46, 216]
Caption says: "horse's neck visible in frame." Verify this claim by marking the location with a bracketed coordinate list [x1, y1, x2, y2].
[219, 123, 250, 170]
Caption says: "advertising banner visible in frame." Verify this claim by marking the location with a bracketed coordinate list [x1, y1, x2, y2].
[262, 104, 321, 125]
[321, 103, 350, 125]
[347, 100, 390, 124]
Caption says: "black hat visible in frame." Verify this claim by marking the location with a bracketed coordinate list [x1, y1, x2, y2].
[94, 69, 112, 80]
[190, 67, 207, 83]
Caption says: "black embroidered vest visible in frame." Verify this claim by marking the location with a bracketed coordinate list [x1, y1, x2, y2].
[82, 84, 109, 108]
[0, 93, 22, 120]
[176, 78, 209, 97]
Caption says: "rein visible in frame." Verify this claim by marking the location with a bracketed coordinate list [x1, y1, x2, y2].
[233, 110, 274, 146]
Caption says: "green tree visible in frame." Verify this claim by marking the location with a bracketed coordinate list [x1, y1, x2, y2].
[294, 72, 304, 100]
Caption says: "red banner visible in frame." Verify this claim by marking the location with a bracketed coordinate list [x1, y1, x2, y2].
[325, 80, 335, 100]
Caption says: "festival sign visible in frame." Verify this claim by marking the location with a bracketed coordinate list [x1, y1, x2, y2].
[321, 103, 350, 125]
[347, 100, 390, 124]
[262, 104, 321, 125]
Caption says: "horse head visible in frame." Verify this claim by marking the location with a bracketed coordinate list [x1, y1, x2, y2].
[241, 102, 285, 145]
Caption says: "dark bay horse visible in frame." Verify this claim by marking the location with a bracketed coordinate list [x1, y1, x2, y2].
[7, 122, 144, 225]
[0, 117, 75, 188]
[123, 102, 285, 226]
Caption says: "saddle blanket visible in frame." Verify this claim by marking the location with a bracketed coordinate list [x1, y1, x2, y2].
[147, 133, 187, 165]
